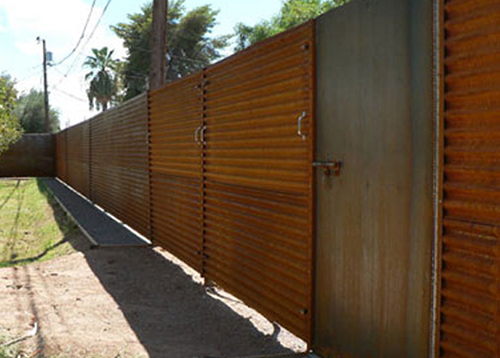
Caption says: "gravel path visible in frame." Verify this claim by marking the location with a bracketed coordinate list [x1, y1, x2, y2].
[43, 179, 149, 247]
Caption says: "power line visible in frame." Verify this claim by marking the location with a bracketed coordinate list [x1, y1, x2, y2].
[15, 65, 43, 84]
[51, 66, 66, 77]
[80, 0, 113, 53]
[52, 87, 87, 103]
[30, 63, 43, 70]
[170, 54, 206, 65]
[53, 0, 98, 67]
[55, 0, 113, 86]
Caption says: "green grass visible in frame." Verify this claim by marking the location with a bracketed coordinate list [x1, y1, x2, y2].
[0, 333, 23, 358]
[0, 345, 13, 358]
[0, 337, 140, 358]
[0, 179, 80, 268]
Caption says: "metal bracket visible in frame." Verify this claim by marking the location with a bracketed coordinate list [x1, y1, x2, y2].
[313, 161, 342, 176]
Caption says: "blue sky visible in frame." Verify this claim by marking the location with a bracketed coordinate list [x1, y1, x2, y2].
[0, 0, 283, 127]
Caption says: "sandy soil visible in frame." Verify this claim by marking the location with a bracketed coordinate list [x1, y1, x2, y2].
[0, 233, 306, 358]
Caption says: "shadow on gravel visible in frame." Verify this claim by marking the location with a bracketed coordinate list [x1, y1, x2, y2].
[37, 178, 294, 358]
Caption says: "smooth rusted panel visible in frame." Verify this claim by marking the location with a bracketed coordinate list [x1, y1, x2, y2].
[90, 94, 150, 238]
[0, 134, 55, 177]
[66, 122, 90, 197]
[314, 1, 434, 357]
[440, 0, 500, 357]
[203, 22, 315, 341]
[56, 131, 68, 182]
[149, 73, 204, 272]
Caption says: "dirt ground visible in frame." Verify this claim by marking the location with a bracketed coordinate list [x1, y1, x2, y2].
[0, 232, 306, 358]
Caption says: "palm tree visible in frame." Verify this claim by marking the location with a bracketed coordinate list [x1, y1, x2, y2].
[84, 47, 118, 112]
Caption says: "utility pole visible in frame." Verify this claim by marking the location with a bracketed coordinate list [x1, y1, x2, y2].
[150, 0, 168, 90]
[38, 37, 50, 133]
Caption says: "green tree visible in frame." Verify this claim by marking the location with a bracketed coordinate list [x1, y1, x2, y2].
[112, 0, 230, 100]
[84, 47, 119, 112]
[0, 75, 22, 154]
[234, 0, 349, 51]
[15, 89, 60, 133]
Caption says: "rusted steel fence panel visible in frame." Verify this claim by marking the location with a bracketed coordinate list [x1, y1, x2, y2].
[439, 0, 500, 356]
[55, 131, 68, 182]
[66, 122, 90, 197]
[202, 21, 315, 341]
[54, 21, 315, 344]
[90, 94, 150, 238]
[149, 73, 204, 272]
[0, 134, 55, 177]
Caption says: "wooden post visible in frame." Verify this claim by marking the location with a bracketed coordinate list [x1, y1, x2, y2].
[42, 39, 50, 133]
[150, 0, 168, 90]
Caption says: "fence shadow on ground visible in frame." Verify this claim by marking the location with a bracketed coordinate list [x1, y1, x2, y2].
[36, 179, 294, 358]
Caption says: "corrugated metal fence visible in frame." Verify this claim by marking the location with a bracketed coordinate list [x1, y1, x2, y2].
[149, 72, 205, 272]
[56, 94, 150, 237]
[66, 122, 90, 198]
[55, 131, 67, 182]
[90, 93, 150, 237]
[438, 0, 500, 357]
[56, 22, 315, 342]
[202, 22, 315, 340]
[0, 134, 55, 177]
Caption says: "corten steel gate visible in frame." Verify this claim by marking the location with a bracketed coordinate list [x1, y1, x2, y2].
[149, 73, 204, 272]
[202, 22, 315, 341]
[438, 0, 500, 357]
[148, 21, 316, 341]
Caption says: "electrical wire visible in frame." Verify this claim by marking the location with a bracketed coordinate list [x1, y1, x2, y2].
[50, 66, 67, 78]
[52, 88, 87, 103]
[80, 0, 113, 53]
[55, 0, 113, 86]
[15, 65, 43, 84]
[52, 0, 97, 66]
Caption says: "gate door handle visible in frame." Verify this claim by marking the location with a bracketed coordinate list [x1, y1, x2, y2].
[194, 126, 202, 145]
[297, 111, 307, 141]
[200, 125, 207, 144]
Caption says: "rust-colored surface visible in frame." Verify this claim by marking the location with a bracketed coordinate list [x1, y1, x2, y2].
[56, 131, 67, 182]
[149, 73, 204, 272]
[440, 0, 500, 356]
[0, 134, 55, 178]
[90, 94, 150, 238]
[147, 22, 315, 342]
[202, 21, 315, 341]
[313, 1, 434, 357]
[66, 122, 90, 197]
[52, 21, 315, 344]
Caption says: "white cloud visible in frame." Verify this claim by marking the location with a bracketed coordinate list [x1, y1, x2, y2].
[0, 0, 126, 128]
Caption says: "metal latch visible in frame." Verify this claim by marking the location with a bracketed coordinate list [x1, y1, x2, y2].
[313, 161, 342, 176]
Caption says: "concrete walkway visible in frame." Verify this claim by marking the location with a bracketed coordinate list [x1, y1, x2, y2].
[43, 178, 150, 248]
